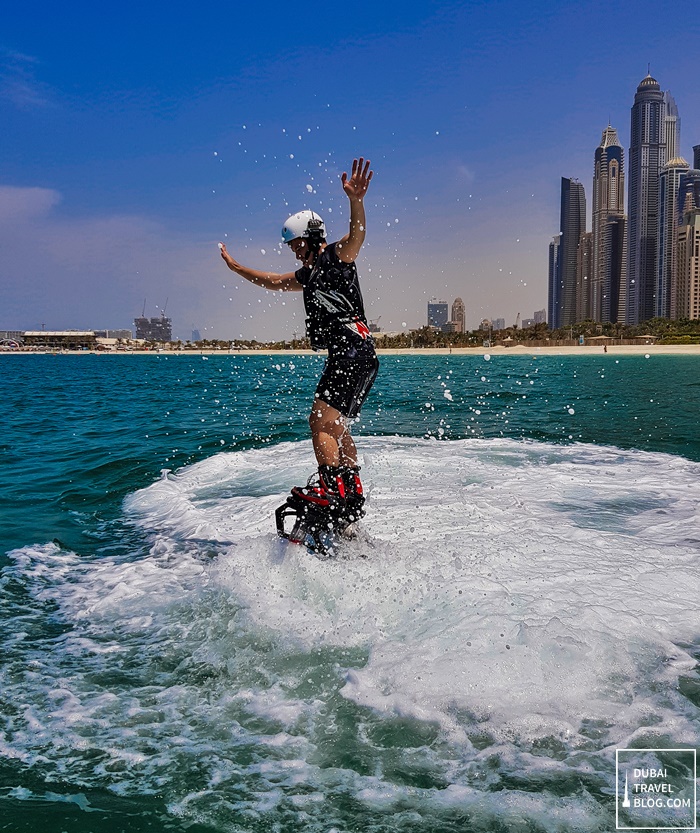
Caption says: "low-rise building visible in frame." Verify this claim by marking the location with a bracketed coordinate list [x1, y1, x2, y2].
[22, 331, 97, 350]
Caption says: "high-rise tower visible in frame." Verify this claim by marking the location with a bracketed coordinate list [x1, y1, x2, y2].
[625, 74, 680, 324]
[558, 178, 586, 327]
[679, 167, 700, 224]
[427, 299, 449, 329]
[676, 179, 700, 320]
[576, 232, 593, 322]
[548, 235, 561, 329]
[592, 125, 625, 322]
[657, 156, 689, 319]
[663, 92, 680, 159]
[451, 298, 465, 333]
[601, 215, 626, 324]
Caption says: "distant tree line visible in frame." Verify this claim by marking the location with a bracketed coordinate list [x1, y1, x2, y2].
[137, 318, 700, 351]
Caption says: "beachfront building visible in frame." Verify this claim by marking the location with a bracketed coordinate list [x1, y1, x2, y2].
[601, 215, 627, 324]
[451, 298, 466, 333]
[134, 315, 172, 342]
[670, 165, 700, 319]
[427, 299, 449, 329]
[558, 178, 586, 327]
[676, 186, 700, 320]
[625, 75, 679, 324]
[657, 157, 689, 319]
[94, 329, 133, 340]
[22, 331, 98, 350]
[576, 231, 593, 322]
[592, 125, 626, 323]
[534, 309, 546, 325]
[548, 234, 561, 328]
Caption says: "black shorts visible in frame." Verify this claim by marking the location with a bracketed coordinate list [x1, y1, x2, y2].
[315, 351, 379, 419]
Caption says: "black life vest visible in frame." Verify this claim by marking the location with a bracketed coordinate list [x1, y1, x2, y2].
[295, 243, 372, 352]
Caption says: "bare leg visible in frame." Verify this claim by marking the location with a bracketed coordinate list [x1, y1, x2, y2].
[309, 399, 357, 467]
[338, 430, 357, 468]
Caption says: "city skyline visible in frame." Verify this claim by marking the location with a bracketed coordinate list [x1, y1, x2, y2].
[1, 2, 699, 340]
[548, 72, 699, 329]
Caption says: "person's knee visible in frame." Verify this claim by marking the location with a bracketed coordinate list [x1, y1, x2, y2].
[309, 406, 344, 438]
[309, 405, 325, 433]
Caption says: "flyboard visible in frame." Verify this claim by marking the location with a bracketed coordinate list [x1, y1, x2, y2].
[275, 482, 366, 558]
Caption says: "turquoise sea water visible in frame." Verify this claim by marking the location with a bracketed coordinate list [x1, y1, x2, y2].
[1, 353, 699, 832]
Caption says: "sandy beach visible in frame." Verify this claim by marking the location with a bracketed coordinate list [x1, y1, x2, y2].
[3, 344, 700, 357]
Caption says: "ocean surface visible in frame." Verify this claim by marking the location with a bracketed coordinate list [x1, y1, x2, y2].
[1, 352, 699, 832]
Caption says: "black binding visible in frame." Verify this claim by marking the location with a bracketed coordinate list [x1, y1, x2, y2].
[275, 487, 365, 557]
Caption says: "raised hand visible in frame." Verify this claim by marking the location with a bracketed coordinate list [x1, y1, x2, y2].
[219, 242, 237, 270]
[341, 157, 373, 201]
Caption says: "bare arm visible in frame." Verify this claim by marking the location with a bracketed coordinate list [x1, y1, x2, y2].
[219, 243, 302, 291]
[336, 157, 373, 264]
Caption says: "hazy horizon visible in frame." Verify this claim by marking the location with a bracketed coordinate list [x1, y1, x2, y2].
[2, 1, 698, 341]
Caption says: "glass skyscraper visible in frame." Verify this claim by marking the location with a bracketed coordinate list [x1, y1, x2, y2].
[657, 157, 689, 319]
[625, 74, 679, 324]
[592, 125, 625, 322]
[557, 178, 586, 328]
[676, 179, 700, 320]
[601, 216, 626, 324]
[548, 235, 561, 329]
[427, 299, 449, 329]
[451, 298, 465, 333]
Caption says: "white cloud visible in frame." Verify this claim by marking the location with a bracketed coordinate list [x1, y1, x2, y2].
[0, 178, 551, 339]
[0, 185, 221, 336]
[456, 163, 475, 183]
[0, 185, 61, 222]
[0, 49, 53, 110]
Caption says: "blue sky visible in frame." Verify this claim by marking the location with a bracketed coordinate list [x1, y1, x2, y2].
[1, 0, 698, 339]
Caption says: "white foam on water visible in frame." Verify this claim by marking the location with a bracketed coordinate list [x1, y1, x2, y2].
[3, 437, 700, 831]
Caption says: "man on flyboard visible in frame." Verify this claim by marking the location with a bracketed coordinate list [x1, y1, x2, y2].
[219, 158, 379, 554]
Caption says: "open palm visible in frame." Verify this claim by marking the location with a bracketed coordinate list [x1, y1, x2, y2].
[342, 157, 373, 200]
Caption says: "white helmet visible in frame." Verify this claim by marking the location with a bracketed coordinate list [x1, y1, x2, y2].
[281, 210, 326, 243]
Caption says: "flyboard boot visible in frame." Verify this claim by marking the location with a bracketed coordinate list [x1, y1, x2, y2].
[339, 465, 366, 533]
[276, 465, 365, 556]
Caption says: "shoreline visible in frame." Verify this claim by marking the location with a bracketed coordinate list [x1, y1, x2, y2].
[3, 344, 700, 356]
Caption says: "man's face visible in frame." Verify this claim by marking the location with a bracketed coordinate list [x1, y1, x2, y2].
[287, 237, 311, 264]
